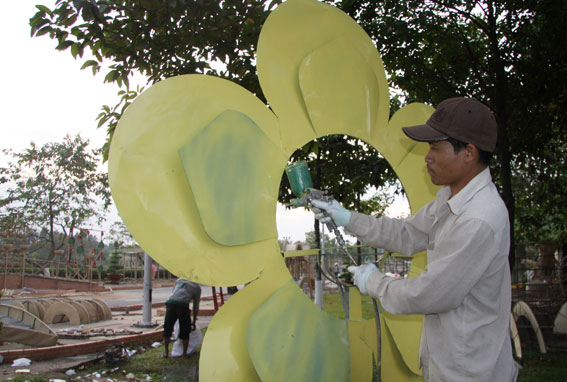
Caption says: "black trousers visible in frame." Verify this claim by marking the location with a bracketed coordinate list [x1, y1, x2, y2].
[163, 303, 191, 340]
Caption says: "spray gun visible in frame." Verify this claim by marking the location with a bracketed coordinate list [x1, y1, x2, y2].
[285, 161, 358, 266]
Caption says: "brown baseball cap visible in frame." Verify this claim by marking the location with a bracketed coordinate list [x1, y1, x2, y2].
[402, 97, 498, 152]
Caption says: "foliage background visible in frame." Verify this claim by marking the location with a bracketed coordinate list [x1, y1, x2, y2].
[27, 0, 567, 265]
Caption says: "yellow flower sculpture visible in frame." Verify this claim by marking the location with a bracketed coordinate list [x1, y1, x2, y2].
[108, 0, 436, 380]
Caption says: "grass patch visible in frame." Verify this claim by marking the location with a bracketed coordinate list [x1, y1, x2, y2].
[9, 345, 200, 382]
[10, 376, 46, 382]
[94, 345, 200, 382]
[323, 292, 378, 320]
[8, 331, 205, 382]
[517, 346, 567, 382]
[70, 343, 201, 382]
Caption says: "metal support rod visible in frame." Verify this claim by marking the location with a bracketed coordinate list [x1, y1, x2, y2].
[21, 250, 25, 288]
[141, 252, 153, 325]
[212, 287, 218, 311]
[315, 223, 325, 308]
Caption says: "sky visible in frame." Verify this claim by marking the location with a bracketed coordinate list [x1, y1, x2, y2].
[1, 2, 409, 243]
[1, 2, 117, 155]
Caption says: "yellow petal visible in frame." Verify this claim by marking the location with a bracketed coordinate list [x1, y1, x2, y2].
[374, 103, 435, 175]
[381, 315, 424, 381]
[348, 287, 378, 381]
[199, 247, 291, 381]
[257, 0, 388, 152]
[109, 74, 282, 286]
[246, 279, 350, 381]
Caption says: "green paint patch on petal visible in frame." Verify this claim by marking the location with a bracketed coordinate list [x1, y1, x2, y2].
[246, 279, 350, 381]
[179, 110, 285, 246]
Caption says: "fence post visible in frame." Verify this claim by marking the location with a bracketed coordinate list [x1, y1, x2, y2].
[20, 250, 25, 288]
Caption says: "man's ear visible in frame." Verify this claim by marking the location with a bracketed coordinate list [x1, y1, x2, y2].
[465, 144, 479, 163]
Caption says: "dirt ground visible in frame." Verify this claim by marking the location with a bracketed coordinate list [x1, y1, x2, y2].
[0, 285, 217, 378]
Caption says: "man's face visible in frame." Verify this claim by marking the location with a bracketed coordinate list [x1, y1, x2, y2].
[424, 140, 468, 189]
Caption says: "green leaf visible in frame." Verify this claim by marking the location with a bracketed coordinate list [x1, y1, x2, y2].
[62, 13, 78, 27]
[35, 5, 53, 17]
[55, 40, 74, 51]
[122, 75, 129, 89]
[71, 43, 79, 58]
[80, 59, 99, 70]
[77, 44, 84, 58]
[104, 70, 120, 84]
[29, 17, 49, 31]
[34, 26, 51, 37]
[97, 115, 109, 128]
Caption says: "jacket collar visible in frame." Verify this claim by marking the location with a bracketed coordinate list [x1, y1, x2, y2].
[437, 167, 492, 215]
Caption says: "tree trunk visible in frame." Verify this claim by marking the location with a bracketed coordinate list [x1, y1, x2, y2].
[313, 149, 323, 304]
[356, 192, 362, 265]
[498, 131, 516, 271]
[486, 1, 516, 271]
[48, 203, 56, 262]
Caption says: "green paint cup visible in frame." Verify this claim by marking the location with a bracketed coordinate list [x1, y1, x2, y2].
[285, 161, 313, 197]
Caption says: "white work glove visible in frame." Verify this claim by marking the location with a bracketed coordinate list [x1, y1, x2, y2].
[310, 199, 352, 227]
[348, 263, 378, 295]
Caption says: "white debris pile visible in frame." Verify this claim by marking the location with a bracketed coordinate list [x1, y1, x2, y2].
[58, 327, 143, 339]
[11, 358, 32, 367]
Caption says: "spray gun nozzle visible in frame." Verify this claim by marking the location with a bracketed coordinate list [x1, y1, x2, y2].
[289, 197, 309, 208]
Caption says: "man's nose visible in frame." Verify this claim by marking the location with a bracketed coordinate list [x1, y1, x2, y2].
[425, 150, 432, 164]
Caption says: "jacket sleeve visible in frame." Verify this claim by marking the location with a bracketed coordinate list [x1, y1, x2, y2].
[191, 286, 201, 313]
[365, 218, 502, 315]
[345, 201, 437, 256]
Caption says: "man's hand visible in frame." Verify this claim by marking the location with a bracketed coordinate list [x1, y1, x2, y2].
[310, 199, 351, 227]
[348, 263, 378, 294]
[191, 322, 196, 331]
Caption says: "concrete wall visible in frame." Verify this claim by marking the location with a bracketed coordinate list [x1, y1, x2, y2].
[0, 274, 107, 292]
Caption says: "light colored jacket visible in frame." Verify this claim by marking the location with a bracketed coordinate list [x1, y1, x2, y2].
[167, 279, 201, 313]
[346, 168, 518, 381]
